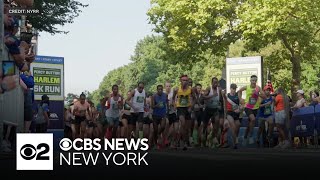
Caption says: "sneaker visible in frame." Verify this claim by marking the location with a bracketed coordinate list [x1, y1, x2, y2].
[249, 137, 254, 144]
[281, 140, 291, 149]
[274, 142, 284, 149]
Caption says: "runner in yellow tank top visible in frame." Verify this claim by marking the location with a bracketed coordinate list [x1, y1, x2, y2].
[238, 75, 266, 146]
[173, 75, 193, 150]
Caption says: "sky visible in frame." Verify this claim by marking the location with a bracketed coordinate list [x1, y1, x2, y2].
[37, 0, 154, 95]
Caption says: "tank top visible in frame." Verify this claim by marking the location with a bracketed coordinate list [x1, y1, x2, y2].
[206, 87, 221, 109]
[245, 85, 260, 110]
[226, 93, 239, 112]
[193, 93, 204, 111]
[105, 95, 121, 118]
[153, 93, 167, 117]
[259, 97, 273, 117]
[176, 87, 192, 107]
[131, 89, 146, 113]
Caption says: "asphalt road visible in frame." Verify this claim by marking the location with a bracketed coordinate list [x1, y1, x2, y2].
[1, 148, 320, 178]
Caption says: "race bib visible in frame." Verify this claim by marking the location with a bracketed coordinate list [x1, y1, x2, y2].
[112, 103, 118, 110]
[264, 105, 271, 115]
[136, 96, 144, 103]
[158, 102, 164, 108]
[249, 97, 257, 105]
[179, 95, 188, 106]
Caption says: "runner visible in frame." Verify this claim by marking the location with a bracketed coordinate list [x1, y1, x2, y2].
[120, 91, 132, 139]
[203, 77, 224, 147]
[144, 93, 153, 146]
[96, 97, 107, 140]
[238, 75, 265, 145]
[164, 81, 179, 149]
[152, 85, 168, 149]
[126, 82, 146, 139]
[257, 86, 274, 147]
[85, 101, 95, 139]
[223, 83, 240, 149]
[191, 83, 205, 147]
[105, 85, 123, 139]
[73, 93, 91, 139]
[173, 75, 193, 150]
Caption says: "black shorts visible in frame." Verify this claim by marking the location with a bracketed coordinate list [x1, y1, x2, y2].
[129, 112, 144, 125]
[244, 108, 258, 119]
[177, 107, 191, 120]
[86, 120, 95, 128]
[152, 115, 165, 124]
[121, 114, 131, 122]
[194, 110, 204, 125]
[204, 108, 220, 123]
[119, 121, 123, 127]
[227, 111, 240, 121]
[144, 117, 153, 124]
[64, 125, 72, 137]
[72, 116, 86, 125]
[168, 113, 177, 125]
[24, 105, 33, 121]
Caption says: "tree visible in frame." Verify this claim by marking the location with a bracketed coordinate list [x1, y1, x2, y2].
[27, 0, 88, 34]
[237, 0, 320, 100]
[65, 93, 79, 104]
[148, 0, 320, 100]
[148, 0, 240, 57]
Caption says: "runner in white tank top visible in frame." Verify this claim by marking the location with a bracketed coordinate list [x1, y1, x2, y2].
[126, 82, 146, 139]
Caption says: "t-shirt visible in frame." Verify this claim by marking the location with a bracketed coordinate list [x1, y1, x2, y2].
[34, 103, 49, 124]
[275, 95, 284, 112]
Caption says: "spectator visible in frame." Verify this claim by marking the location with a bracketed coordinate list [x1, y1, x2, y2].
[34, 95, 50, 133]
[309, 90, 320, 106]
[274, 87, 291, 149]
[291, 90, 307, 110]
[20, 69, 34, 132]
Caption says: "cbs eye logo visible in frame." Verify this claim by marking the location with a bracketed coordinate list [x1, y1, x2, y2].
[16, 133, 53, 170]
[59, 138, 72, 151]
[20, 143, 50, 160]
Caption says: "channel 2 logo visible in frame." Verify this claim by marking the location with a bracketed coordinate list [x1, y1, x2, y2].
[16, 133, 53, 170]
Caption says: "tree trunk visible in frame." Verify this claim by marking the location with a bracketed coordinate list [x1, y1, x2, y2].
[290, 55, 301, 102]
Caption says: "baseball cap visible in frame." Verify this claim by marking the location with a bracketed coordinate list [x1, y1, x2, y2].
[263, 85, 271, 91]
[296, 90, 304, 94]
[230, 83, 237, 89]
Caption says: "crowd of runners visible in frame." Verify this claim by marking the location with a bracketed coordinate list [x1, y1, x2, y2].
[64, 74, 320, 150]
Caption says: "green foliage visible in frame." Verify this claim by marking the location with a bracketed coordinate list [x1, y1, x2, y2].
[147, 0, 320, 100]
[27, 0, 88, 34]
[91, 35, 226, 103]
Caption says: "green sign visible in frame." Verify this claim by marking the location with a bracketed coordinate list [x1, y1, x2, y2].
[33, 68, 62, 96]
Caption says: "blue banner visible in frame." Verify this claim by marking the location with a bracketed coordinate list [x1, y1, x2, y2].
[315, 105, 320, 131]
[290, 106, 315, 137]
[33, 100, 64, 129]
[34, 55, 64, 64]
